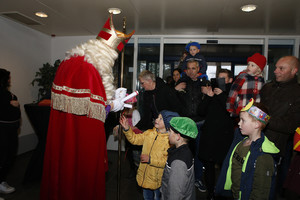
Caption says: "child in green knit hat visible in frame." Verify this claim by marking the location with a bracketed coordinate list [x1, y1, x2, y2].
[161, 117, 198, 200]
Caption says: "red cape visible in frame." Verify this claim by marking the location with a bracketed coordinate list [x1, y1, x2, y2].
[40, 56, 108, 200]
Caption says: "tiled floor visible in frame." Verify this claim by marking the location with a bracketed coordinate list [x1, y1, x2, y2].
[1, 150, 289, 200]
[1, 150, 207, 200]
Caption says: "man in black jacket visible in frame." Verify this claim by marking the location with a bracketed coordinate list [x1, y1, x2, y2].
[260, 55, 300, 196]
[136, 70, 182, 131]
[174, 59, 207, 192]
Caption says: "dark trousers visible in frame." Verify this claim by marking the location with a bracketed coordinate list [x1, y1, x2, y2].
[276, 139, 293, 196]
[203, 160, 216, 197]
[0, 123, 19, 182]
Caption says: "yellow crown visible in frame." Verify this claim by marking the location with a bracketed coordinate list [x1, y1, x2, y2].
[241, 98, 270, 124]
[97, 14, 135, 53]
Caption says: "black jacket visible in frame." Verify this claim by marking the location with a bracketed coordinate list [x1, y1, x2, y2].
[0, 89, 21, 122]
[261, 77, 300, 156]
[176, 76, 206, 122]
[136, 77, 182, 130]
[198, 83, 234, 163]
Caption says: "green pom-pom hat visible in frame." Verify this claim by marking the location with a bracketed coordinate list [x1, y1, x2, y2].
[169, 117, 198, 139]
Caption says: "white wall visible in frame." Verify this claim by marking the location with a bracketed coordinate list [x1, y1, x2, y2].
[0, 16, 122, 154]
[0, 16, 51, 154]
[51, 35, 94, 63]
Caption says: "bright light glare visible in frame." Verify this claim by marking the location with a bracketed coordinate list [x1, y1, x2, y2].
[108, 8, 122, 15]
[35, 11, 48, 18]
[240, 4, 257, 12]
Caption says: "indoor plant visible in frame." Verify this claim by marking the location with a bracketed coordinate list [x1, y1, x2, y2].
[31, 59, 61, 101]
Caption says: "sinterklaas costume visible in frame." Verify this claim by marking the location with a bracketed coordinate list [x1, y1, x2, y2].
[40, 15, 134, 200]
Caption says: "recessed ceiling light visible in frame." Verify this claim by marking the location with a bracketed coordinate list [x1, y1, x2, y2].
[240, 4, 257, 12]
[35, 11, 48, 18]
[108, 8, 122, 15]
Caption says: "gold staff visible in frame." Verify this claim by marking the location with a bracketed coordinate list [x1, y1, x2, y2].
[117, 16, 126, 200]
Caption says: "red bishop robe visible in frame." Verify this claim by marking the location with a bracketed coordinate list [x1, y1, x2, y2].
[40, 56, 109, 200]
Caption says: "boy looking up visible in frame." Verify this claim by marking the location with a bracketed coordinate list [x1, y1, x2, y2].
[161, 117, 198, 200]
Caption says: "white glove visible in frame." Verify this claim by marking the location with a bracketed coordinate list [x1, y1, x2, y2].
[115, 88, 127, 99]
[111, 98, 125, 112]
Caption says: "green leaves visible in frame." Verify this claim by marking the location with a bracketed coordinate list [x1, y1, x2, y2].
[31, 59, 61, 100]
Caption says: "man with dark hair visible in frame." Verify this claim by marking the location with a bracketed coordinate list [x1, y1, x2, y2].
[198, 69, 234, 199]
[174, 59, 207, 192]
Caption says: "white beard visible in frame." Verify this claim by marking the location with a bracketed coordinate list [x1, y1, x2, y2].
[65, 39, 119, 101]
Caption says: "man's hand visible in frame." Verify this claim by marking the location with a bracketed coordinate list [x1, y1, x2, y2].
[111, 99, 125, 112]
[175, 82, 186, 91]
[213, 88, 223, 95]
[201, 86, 214, 97]
[115, 88, 127, 99]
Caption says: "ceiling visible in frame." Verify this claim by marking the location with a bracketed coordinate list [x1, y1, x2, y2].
[0, 0, 300, 37]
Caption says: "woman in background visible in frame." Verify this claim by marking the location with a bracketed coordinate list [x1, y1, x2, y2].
[0, 68, 21, 196]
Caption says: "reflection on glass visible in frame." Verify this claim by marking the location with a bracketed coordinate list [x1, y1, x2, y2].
[136, 39, 160, 90]
[207, 65, 216, 80]
[234, 65, 247, 76]
[113, 44, 134, 92]
[268, 44, 293, 81]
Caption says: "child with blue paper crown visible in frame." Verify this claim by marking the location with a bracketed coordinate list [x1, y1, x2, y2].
[216, 98, 279, 200]
[181, 41, 207, 79]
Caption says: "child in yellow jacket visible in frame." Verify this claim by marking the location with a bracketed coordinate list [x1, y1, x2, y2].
[120, 110, 179, 200]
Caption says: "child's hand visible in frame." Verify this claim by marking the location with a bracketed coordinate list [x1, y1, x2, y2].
[140, 154, 150, 163]
[119, 115, 130, 130]
[113, 125, 120, 137]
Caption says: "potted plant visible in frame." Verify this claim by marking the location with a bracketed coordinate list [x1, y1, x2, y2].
[31, 59, 61, 101]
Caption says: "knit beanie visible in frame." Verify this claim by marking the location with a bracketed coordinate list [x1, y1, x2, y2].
[185, 42, 201, 52]
[160, 110, 180, 130]
[170, 117, 198, 139]
[247, 53, 267, 71]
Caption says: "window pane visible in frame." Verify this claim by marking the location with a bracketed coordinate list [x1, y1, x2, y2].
[207, 64, 216, 80]
[163, 44, 186, 81]
[234, 65, 247, 76]
[136, 39, 160, 90]
[113, 44, 134, 92]
[268, 44, 293, 81]
[163, 43, 262, 82]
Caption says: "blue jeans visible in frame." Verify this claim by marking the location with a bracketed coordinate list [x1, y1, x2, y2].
[143, 188, 161, 200]
[195, 121, 204, 181]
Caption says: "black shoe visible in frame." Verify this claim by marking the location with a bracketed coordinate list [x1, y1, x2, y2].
[195, 180, 207, 192]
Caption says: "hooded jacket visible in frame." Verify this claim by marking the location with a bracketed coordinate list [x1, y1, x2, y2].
[123, 127, 170, 190]
[216, 129, 279, 200]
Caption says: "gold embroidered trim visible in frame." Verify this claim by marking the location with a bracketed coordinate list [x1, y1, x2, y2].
[52, 83, 107, 104]
[51, 92, 106, 122]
